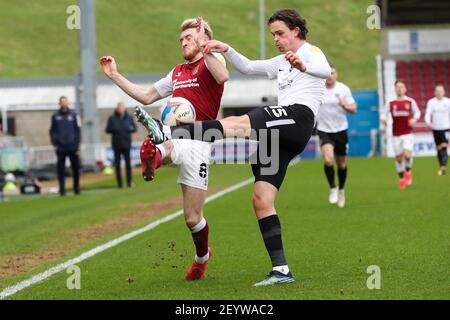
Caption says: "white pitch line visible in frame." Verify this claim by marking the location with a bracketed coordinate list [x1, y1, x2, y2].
[0, 177, 255, 300]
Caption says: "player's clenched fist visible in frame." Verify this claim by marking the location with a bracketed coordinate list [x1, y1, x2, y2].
[285, 51, 306, 72]
[100, 56, 118, 78]
[203, 40, 229, 54]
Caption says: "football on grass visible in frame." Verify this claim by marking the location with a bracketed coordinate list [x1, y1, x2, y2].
[161, 97, 196, 126]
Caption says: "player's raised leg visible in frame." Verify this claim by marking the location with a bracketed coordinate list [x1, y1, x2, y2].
[139, 136, 176, 181]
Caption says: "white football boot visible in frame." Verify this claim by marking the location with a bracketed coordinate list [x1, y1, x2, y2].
[337, 189, 345, 208]
[329, 187, 338, 204]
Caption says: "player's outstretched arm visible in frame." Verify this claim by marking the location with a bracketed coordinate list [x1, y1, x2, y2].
[100, 56, 162, 105]
[204, 40, 279, 78]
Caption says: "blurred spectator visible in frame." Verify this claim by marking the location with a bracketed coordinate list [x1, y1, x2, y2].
[49, 96, 81, 196]
[105, 102, 137, 188]
[20, 175, 42, 195]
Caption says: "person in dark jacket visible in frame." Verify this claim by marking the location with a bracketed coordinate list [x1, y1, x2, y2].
[49, 96, 81, 196]
[106, 102, 137, 188]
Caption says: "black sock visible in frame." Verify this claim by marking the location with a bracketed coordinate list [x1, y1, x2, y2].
[258, 215, 287, 268]
[438, 148, 448, 166]
[338, 167, 347, 190]
[437, 150, 443, 166]
[171, 120, 224, 142]
[324, 164, 336, 188]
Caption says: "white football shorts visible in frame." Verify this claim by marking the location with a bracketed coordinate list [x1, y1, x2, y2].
[393, 134, 414, 156]
[170, 139, 212, 191]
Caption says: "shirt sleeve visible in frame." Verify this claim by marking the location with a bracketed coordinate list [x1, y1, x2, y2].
[49, 115, 57, 146]
[153, 69, 174, 98]
[343, 85, 356, 105]
[74, 112, 81, 147]
[224, 47, 280, 79]
[411, 99, 421, 120]
[303, 45, 332, 79]
[380, 102, 390, 121]
[424, 100, 433, 125]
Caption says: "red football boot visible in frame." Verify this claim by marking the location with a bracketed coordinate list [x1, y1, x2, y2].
[399, 178, 407, 190]
[185, 247, 212, 281]
[140, 137, 159, 181]
[404, 171, 413, 186]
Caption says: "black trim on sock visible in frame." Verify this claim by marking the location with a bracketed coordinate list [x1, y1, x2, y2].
[324, 164, 336, 188]
[258, 215, 287, 267]
[338, 167, 347, 190]
[438, 148, 448, 167]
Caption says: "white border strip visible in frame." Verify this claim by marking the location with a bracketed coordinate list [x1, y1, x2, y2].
[0, 177, 254, 300]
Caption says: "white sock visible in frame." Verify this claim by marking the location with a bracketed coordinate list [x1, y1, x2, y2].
[273, 265, 290, 275]
[155, 144, 166, 159]
[162, 124, 172, 139]
[195, 252, 209, 264]
[405, 157, 413, 170]
[190, 218, 206, 233]
[191, 218, 208, 264]
[395, 160, 405, 174]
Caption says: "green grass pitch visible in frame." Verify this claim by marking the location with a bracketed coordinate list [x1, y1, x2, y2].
[0, 157, 449, 299]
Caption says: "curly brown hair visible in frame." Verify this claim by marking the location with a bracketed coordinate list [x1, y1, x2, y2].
[268, 9, 308, 40]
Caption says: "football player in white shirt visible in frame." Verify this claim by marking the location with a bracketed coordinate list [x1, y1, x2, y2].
[317, 65, 356, 208]
[425, 85, 450, 175]
[136, 9, 331, 287]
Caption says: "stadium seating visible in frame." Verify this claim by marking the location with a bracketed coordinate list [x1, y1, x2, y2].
[394, 59, 450, 132]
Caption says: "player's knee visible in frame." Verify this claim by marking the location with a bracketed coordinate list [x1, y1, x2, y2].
[184, 211, 202, 229]
[438, 143, 447, 150]
[221, 115, 249, 133]
[337, 158, 347, 169]
[252, 193, 272, 212]
[324, 157, 334, 166]
[323, 153, 334, 166]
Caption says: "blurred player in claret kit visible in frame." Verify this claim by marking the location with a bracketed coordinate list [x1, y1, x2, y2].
[316, 65, 356, 208]
[100, 17, 228, 281]
[136, 9, 331, 286]
[382, 79, 420, 189]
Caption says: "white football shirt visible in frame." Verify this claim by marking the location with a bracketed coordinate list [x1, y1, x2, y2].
[224, 42, 331, 117]
[317, 81, 355, 133]
[425, 97, 450, 130]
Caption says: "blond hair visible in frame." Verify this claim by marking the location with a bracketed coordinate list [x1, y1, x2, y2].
[180, 18, 213, 40]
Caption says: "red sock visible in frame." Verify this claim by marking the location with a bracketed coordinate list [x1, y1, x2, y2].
[191, 219, 209, 258]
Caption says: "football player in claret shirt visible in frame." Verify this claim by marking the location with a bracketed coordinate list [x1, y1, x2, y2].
[100, 17, 228, 281]
[382, 80, 421, 189]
